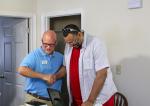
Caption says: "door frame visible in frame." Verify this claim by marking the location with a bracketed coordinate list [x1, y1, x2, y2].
[0, 11, 36, 51]
[41, 8, 83, 36]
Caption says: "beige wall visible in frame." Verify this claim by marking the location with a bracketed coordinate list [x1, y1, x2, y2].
[36, 0, 150, 106]
[0, 0, 36, 12]
[1, 0, 150, 105]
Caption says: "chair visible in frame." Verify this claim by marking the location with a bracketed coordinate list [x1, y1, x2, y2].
[114, 92, 128, 106]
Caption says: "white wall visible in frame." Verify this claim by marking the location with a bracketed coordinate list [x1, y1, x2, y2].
[1, 0, 150, 105]
[0, 0, 36, 12]
[36, 0, 150, 106]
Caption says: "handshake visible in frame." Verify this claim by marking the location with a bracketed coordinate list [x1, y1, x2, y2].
[42, 74, 57, 84]
[42, 66, 66, 84]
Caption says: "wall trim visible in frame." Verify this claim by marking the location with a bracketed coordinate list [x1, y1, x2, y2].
[41, 8, 83, 36]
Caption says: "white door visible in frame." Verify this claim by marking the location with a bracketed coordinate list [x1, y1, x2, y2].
[0, 18, 29, 106]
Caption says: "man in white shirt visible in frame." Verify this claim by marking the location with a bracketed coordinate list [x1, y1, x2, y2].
[58, 24, 117, 106]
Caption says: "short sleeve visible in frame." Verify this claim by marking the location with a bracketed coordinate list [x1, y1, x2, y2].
[94, 39, 110, 71]
[20, 52, 36, 69]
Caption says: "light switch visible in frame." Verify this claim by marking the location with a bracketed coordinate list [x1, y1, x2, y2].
[116, 64, 122, 75]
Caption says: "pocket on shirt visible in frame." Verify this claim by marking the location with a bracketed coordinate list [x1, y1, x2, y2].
[83, 58, 94, 71]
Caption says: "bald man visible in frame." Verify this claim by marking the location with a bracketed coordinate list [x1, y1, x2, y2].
[17, 30, 64, 106]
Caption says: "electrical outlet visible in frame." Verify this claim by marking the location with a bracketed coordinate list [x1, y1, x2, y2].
[116, 64, 121, 75]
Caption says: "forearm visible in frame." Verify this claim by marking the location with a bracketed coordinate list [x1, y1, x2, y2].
[87, 68, 107, 104]
[17, 66, 45, 79]
[55, 66, 66, 80]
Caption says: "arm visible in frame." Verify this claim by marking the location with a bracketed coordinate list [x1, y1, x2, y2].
[17, 66, 55, 84]
[55, 66, 66, 80]
[81, 68, 107, 106]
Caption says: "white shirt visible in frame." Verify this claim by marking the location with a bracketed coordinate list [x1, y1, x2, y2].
[63, 32, 117, 106]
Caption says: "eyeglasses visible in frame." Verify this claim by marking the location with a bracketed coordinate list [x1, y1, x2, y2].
[62, 28, 79, 37]
[42, 42, 56, 48]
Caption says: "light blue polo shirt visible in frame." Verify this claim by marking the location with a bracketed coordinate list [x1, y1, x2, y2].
[20, 47, 63, 98]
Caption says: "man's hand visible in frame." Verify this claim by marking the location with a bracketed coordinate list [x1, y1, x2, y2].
[81, 100, 93, 106]
[42, 74, 56, 84]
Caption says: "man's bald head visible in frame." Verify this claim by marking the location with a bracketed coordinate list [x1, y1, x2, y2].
[42, 30, 57, 42]
[41, 30, 57, 55]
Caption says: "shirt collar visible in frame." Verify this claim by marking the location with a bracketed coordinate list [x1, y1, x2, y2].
[82, 32, 88, 49]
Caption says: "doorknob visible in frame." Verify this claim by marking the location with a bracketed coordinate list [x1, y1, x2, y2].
[0, 75, 5, 78]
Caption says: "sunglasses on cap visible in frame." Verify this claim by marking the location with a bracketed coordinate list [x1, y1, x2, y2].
[62, 28, 79, 37]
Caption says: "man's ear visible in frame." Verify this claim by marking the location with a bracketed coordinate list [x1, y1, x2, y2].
[41, 38, 43, 42]
[77, 32, 80, 36]
[78, 32, 83, 37]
